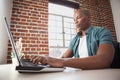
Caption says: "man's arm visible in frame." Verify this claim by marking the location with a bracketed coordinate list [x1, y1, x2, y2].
[61, 49, 73, 58]
[63, 43, 115, 69]
[31, 44, 114, 69]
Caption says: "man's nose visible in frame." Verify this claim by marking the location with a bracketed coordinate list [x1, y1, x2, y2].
[74, 19, 78, 24]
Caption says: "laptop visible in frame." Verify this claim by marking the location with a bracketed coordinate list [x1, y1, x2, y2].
[4, 17, 64, 73]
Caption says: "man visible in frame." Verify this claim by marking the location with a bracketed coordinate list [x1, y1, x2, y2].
[31, 8, 115, 69]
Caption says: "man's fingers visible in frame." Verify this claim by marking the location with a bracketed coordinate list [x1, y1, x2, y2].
[35, 56, 43, 64]
[32, 56, 39, 64]
[30, 55, 48, 65]
[30, 55, 37, 61]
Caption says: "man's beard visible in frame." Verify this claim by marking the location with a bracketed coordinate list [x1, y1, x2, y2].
[76, 24, 83, 30]
[76, 22, 89, 31]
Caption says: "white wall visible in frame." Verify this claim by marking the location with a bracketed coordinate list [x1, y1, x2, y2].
[110, 0, 120, 42]
[0, 0, 13, 64]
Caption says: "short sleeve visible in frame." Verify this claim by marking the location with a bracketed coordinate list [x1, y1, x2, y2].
[68, 39, 74, 51]
[68, 35, 79, 51]
[99, 28, 113, 45]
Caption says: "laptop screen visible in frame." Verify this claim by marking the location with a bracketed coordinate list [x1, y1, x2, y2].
[4, 17, 23, 66]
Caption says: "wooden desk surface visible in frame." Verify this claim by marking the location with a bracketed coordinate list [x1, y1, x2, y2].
[0, 64, 120, 80]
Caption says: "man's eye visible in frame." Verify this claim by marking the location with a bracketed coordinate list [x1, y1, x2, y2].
[77, 16, 81, 19]
[74, 16, 82, 21]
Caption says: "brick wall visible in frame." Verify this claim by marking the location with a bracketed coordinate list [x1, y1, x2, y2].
[7, 0, 49, 63]
[7, 0, 117, 63]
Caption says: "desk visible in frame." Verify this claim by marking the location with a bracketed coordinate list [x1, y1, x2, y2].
[0, 64, 120, 80]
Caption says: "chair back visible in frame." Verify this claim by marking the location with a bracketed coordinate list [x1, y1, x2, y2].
[111, 42, 120, 68]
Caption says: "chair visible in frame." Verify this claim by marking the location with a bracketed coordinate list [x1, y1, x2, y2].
[111, 42, 120, 68]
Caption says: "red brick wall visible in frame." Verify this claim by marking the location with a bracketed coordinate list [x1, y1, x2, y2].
[7, 0, 49, 63]
[7, 0, 117, 63]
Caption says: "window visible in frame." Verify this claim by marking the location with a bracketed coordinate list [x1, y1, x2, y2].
[48, 3, 76, 54]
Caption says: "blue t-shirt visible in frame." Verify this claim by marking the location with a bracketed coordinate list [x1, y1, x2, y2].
[68, 26, 114, 58]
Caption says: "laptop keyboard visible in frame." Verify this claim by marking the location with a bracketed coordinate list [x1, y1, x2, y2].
[21, 59, 47, 67]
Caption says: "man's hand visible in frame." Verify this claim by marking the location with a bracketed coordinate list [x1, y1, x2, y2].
[30, 56, 64, 68]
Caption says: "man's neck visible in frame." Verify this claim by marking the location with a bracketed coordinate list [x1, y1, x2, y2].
[80, 23, 91, 37]
[80, 31, 86, 37]
[80, 27, 90, 37]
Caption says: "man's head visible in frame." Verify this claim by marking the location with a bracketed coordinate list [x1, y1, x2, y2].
[74, 8, 91, 32]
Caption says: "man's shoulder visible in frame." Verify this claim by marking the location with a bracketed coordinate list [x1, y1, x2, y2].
[71, 35, 79, 41]
[69, 34, 80, 45]
[91, 26, 109, 33]
[92, 26, 106, 30]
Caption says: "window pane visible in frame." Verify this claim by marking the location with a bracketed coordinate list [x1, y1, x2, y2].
[49, 40, 63, 47]
[56, 33, 63, 40]
[64, 28, 71, 34]
[49, 15, 56, 20]
[49, 3, 74, 17]
[49, 40, 57, 46]
[55, 16, 62, 22]
[65, 41, 70, 47]
[49, 33, 56, 39]
[71, 29, 76, 35]
[48, 3, 75, 49]
[64, 17, 74, 23]
[49, 27, 56, 33]
[65, 34, 71, 40]
[57, 40, 63, 47]
[48, 20, 56, 26]
[57, 27, 62, 33]
[71, 23, 75, 28]
[64, 22, 71, 28]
